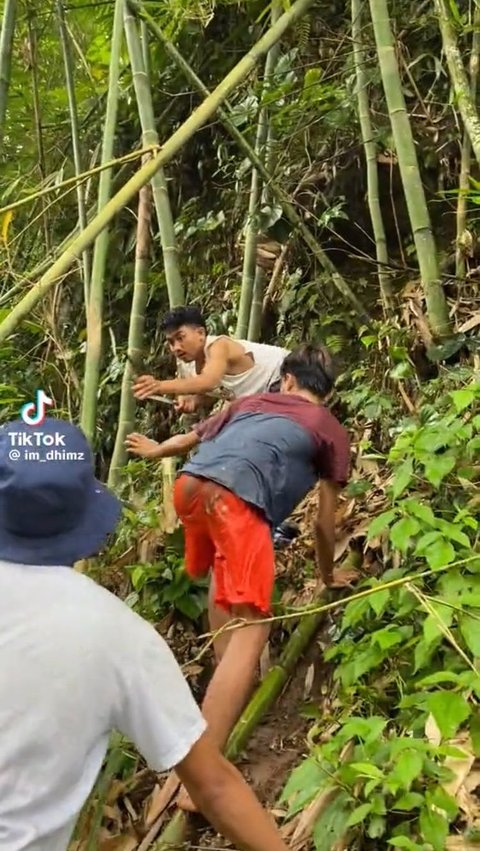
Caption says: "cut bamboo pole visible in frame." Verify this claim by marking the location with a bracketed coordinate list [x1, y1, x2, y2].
[123, 3, 183, 306]
[108, 175, 152, 489]
[0, 0, 318, 346]
[352, 0, 393, 312]
[56, 0, 90, 301]
[455, 3, 480, 280]
[368, 0, 450, 337]
[0, 0, 17, 147]
[128, 0, 369, 323]
[80, 0, 124, 443]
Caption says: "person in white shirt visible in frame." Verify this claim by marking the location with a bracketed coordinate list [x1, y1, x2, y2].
[132, 304, 290, 413]
[0, 416, 289, 851]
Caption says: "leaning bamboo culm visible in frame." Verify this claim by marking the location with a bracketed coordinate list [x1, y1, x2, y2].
[0, 0, 17, 147]
[246, 0, 282, 342]
[107, 177, 152, 489]
[123, 3, 184, 306]
[352, 0, 393, 313]
[368, 0, 450, 338]
[435, 0, 480, 168]
[128, 0, 369, 323]
[80, 0, 124, 443]
[56, 0, 90, 302]
[454, 3, 480, 280]
[0, 0, 319, 346]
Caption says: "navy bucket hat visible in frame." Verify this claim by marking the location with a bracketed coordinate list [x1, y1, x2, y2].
[0, 417, 122, 565]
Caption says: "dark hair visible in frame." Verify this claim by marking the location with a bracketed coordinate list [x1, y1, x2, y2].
[280, 344, 334, 398]
[160, 305, 207, 333]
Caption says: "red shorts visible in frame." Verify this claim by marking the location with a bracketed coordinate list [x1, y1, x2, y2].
[173, 473, 275, 615]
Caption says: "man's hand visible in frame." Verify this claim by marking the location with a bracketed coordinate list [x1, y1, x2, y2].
[175, 395, 199, 414]
[125, 433, 162, 459]
[326, 566, 360, 588]
[133, 374, 162, 400]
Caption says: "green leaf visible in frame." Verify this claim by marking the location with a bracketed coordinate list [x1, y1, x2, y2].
[405, 499, 436, 526]
[423, 604, 453, 644]
[419, 804, 448, 851]
[340, 716, 387, 744]
[346, 802, 372, 826]
[424, 538, 455, 570]
[416, 671, 460, 688]
[313, 790, 352, 851]
[368, 587, 390, 616]
[459, 611, 480, 656]
[367, 814, 386, 838]
[424, 453, 456, 488]
[428, 786, 458, 820]
[394, 792, 425, 811]
[426, 691, 471, 739]
[368, 509, 397, 539]
[450, 388, 476, 412]
[469, 711, 480, 757]
[392, 458, 414, 499]
[350, 762, 384, 779]
[389, 749, 423, 791]
[390, 516, 420, 553]
[388, 837, 424, 849]
[372, 626, 409, 650]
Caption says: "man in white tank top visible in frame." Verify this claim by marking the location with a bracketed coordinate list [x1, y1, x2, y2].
[133, 305, 290, 412]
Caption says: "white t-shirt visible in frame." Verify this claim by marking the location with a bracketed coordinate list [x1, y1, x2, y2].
[0, 560, 207, 851]
[177, 336, 290, 397]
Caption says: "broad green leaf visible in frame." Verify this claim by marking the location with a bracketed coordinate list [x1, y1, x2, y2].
[428, 786, 458, 820]
[313, 790, 352, 851]
[368, 587, 390, 616]
[459, 611, 480, 656]
[419, 803, 448, 851]
[350, 762, 384, 779]
[390, 517, 420, 553]
[394, 792, 425, 811]
[367, 814, 386, 838]
[340, 716, 387, 744]
[388, 837, 424, 849]
[371, 626, 408, 650]
[423, 604, 453, 644]
[424, 538, 455, 570]
[450, 388, 476, 412]
[281, 756, 329, 806]
[405, 499, 436, 526]
[389, 749, 423, 791]
[469, 711, 480, 757]
[368, 509, 397, 539]
[346, 802, 372, 826]
[416, 671, 460, 688]
[424, 453, 456, 488]
[391, 458, 413, 499]
[426, 691, 471, 739]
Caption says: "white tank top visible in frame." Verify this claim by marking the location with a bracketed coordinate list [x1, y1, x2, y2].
[177, 335, 290, 398]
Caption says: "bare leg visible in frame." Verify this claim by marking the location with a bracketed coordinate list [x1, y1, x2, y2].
[177, 604, 270, 812]
[208, 577, 233, 664]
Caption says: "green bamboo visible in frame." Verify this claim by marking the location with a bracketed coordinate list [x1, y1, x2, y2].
[56, 0, 90, 302]
[455, 3, 480, 280]
[0, 0, 319, 347]
[27, 9, 50, 253]
[108, 177, 152, 488]
[123, 3, 183, 306]
[128, 0, 369, 323]
[80, 0, 124, 443]
[247, 0, 282, 341]
[154, 603, 326, 851]
[368, 0, 451, 338]
[352, 0, 393, 312]
[435, 0, 480, 168]
[0, 0, 16, 147]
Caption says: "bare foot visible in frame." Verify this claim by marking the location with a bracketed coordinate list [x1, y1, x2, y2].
[176, 784, 198, 813]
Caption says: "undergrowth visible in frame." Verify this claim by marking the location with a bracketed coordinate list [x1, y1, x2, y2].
[282, 336, 480, 850]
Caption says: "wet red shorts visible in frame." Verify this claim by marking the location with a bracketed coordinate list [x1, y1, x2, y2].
[173, 473, 275, 615]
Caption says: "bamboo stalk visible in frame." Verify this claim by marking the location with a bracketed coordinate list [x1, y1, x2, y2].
[0, 0, 17, 147]
[368, 0, 451, 338]
[128, 0, 369, 322]
[455, 3, 480, 280]
[27, 8, 50, 254]
[108, 176, 152, 489]
[0, 0, 319, 346]
[247, 0, 282, 342]
[352, 0, 393, 312]
[80, 0, 124, 443]
[56, 0, 91, 302]
[123, 3, 183, 306]
[435, 0, 480, 168]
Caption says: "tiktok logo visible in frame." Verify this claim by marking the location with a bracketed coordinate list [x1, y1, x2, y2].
[20, 390, 54, 426]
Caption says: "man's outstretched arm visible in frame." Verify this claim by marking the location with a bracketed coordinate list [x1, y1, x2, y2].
[133, 339, 230, 400]
[125, 430, 199, 460]
[314, 479, 359, 588]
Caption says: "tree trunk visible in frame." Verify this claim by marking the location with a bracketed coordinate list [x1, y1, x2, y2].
[80, 0, 123, 442]
[108, 177, 152, 488]
[128, 0, 369, 323]
[455, 3, 480, 280]
[435, 0, 480, 168]
[56, 0, 90, 302]
[352, 0, 393, 312]
[0, 0, 335, 346]
[123, 3, 183, 306]
[368, 0, 451, 338]
[0, 0, 16, 147]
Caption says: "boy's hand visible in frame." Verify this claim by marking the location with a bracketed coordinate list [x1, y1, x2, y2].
[175, 395, 198, 414]
[133, 374, 162, 400]
[125, 433, 161, 459]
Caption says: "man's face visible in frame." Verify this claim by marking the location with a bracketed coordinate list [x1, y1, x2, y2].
[166, 324, 205, 362]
